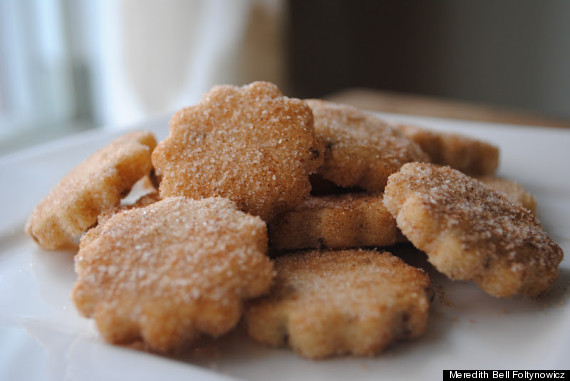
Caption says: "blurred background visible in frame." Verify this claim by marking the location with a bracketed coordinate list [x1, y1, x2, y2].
[1, 0, 569, 155]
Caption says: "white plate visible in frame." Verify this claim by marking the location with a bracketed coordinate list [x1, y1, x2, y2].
[1, 113, 569, 381]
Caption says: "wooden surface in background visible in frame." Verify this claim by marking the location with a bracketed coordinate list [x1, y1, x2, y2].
[326, 88, 570, 128]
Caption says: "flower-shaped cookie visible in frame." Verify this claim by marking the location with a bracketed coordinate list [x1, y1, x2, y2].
[73, 197, 274, 352]
[152, 82, 324, 221]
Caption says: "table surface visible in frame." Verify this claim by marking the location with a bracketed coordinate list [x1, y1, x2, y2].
[325, 88, 570, 128]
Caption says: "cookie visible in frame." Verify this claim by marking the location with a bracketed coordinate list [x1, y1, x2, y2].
[245, 249, 431, 359]
[397, 124, 499, 176]
[152, 82, 324, 221]
[477, 176, 537, 215]
[72, 197, 274, 353]
[383, 162, 563, 297]
[269, 193, 403, 251]
[306, 99, 428, 192]
[25, 130, 157, 250]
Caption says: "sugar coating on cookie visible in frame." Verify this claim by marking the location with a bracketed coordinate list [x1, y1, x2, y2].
[397, 124, 499, 176]
[477, 176, 537, 215]
[72, 197, 274, 353]
[245, 249, 431, 359]
[82, 191, 162, 249]
[306, 99, 428, 192]
[269, 193, 403, 251]
[152, 82, 324, 221]
[26, 130, 157, 250]
[383, 163, 563, 297]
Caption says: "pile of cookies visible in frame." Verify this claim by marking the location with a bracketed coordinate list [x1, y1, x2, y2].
[26, 81, 563, 359]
